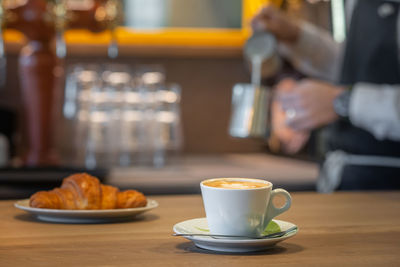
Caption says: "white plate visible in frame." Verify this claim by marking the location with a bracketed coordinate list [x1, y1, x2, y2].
[14, 199, 158, 223]
[173, 218, 298, 253]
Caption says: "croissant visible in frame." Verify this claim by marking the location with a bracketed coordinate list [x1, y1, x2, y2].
[29, 173, 147, 210]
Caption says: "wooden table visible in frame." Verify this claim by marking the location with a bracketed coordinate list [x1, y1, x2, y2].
[1, 192, 399, 266]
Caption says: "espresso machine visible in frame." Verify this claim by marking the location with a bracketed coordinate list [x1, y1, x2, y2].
[0, 0, 121, 167]
[0, 0, 122, 197]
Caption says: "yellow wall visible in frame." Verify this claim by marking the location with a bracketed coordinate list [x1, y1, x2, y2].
[4, 0, 283, 48]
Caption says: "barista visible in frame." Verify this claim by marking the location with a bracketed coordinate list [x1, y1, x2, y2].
[252, 1, 400, 192]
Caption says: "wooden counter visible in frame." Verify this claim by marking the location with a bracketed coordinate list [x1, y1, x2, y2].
[108, 153, 319, 194]
[0, 153, 318, 199]
[1, 192, 400, 266]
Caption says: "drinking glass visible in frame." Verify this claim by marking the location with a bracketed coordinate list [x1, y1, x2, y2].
[62, 63, 182, 169]
[63, 64, 100, 167]
[156, 83, 183, 152]
[135, 67, 165, 167]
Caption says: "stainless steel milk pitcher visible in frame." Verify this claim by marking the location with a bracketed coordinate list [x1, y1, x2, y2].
[229, 83, 273, 138]
[229, 32, 280, 139]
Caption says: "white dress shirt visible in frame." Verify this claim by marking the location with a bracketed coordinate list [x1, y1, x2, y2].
[278, 0, 400, 141]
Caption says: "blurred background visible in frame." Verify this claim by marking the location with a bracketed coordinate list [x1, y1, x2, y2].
[0, 0, 338, 198]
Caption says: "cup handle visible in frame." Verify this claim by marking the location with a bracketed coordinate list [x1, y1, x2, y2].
[264, 188, 292, 228]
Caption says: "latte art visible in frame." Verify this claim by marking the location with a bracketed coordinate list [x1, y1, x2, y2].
[203, 180, 268, 189]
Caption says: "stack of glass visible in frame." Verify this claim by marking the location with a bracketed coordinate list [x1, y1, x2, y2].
[63, 64, 182, 169]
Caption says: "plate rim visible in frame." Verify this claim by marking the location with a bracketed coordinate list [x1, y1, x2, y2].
[173, 217, 298, 244]
[14, 198, 159, 215]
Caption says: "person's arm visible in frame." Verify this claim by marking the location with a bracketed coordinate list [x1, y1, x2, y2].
[349, 83, 400, 141]
[277, 79, 400, 142]
[278, 22, 342, 82]
[251, 5, 342, 82]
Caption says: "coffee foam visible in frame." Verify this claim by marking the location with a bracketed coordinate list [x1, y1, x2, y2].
[203, 179, 269, 189]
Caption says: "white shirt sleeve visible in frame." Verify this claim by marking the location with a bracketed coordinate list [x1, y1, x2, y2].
[275, 4, 400, 142]
[278, 22, 343, 83]
[349, 83, 400, 141]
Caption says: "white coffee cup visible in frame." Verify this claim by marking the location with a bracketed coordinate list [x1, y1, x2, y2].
[200, 178, 291, 237]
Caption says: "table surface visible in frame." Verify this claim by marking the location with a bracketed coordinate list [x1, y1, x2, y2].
[1, 192, 400, 266]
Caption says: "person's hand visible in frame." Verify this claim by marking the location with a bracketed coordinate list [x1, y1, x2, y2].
[270, 78, 310, 154]
[251, 5, 300, 44]
[277, 79, 345, 131]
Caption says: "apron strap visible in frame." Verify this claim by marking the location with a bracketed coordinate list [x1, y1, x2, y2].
[317, 150, 400, 193]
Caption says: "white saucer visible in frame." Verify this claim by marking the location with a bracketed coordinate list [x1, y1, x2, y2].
[173, 218, 298, 253]
[15, 199, 158, 223]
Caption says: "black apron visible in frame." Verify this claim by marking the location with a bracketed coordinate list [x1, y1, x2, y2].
[328, 0, 400, 190]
